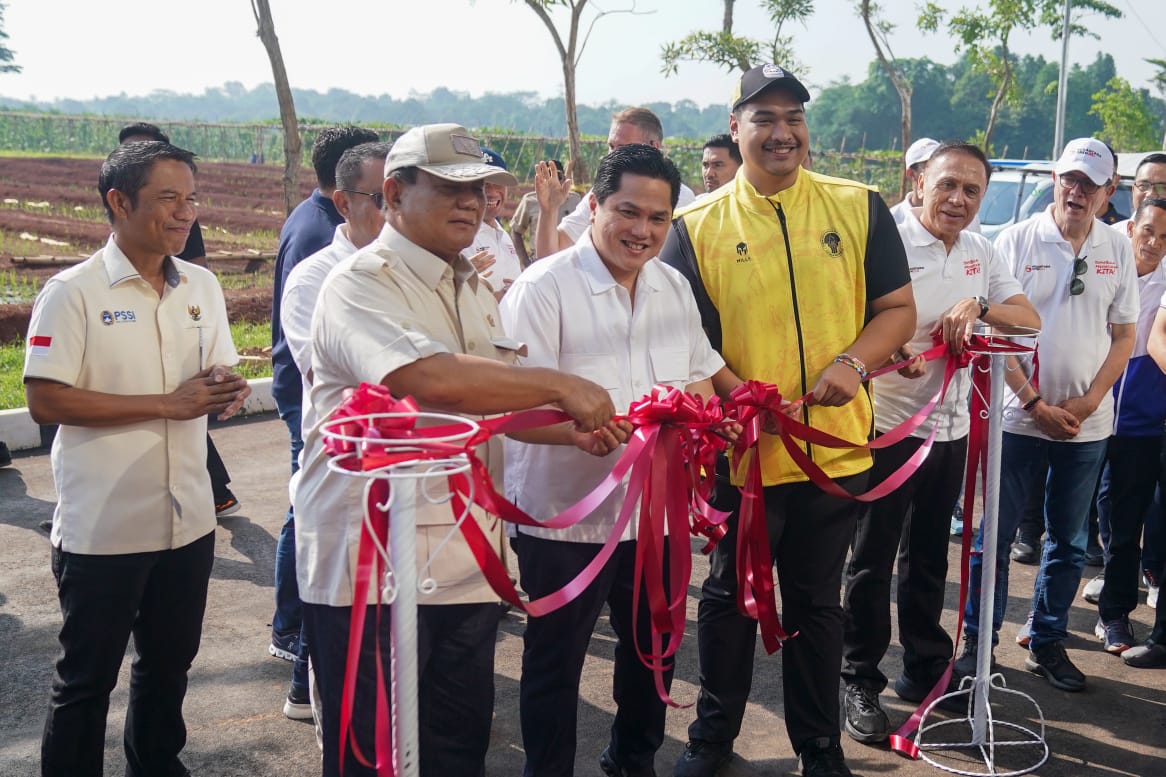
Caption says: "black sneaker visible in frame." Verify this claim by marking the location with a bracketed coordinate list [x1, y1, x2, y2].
[673, 739, 732, 777]
[599, 746, 657, 777]
[1025, 642, 1086, 692]
[215, 491, 242, 517]
[843, 683, 888, 743]
[953, 639, 996, 680]
[1122, 640, 1166, 668]
[269, 631, 300, 662]
[893, 673, 965, 714]
[799, 737, 854, 777]
[283, 683, 312, 720]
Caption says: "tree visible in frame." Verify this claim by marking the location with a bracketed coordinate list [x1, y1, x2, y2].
[251, 0, 301, 215]
[919, 0, 1121, 154]
[521, 1, 646, 183]
[0, 1, 21, 74]
[659, 0, 813, 77]
[1090, 76, 1158, 151]
[858, 0, 912, 199]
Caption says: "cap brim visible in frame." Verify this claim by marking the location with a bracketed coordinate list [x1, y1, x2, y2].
[419, 162, 517, 187]
[1054, 161, 1109, 186]
[733, 81, 811, 110]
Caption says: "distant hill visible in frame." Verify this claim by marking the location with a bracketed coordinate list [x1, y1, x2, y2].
[0, 82, 734, 141]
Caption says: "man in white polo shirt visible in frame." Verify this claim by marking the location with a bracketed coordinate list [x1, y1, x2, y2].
[502, 144, 731, 777]
[957, 137, 1138, 692]
[467, 147, 524, 298]
[24, 141, 249, 777]
[533, 107, 696, 259]
[277, 140, 390, 720]
[840, 141, 1038, 744]
[295, 123, 618, 777]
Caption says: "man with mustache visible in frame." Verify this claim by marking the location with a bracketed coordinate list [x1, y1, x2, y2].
[661, 64, 915, 777]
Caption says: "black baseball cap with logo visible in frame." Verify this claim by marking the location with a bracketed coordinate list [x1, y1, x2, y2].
[731, 63, 812, 111]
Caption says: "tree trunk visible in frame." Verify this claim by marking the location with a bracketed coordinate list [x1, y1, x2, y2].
[563, 62, 587, 183]
[860, 0, 912, 200]
[526, 0, 589, 184]
[984, 51, 1012, 155]
[251, 0, 301, 216]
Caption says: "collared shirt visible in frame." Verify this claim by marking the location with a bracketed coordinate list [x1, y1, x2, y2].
[23, 236, 237, 554]
[472, 218, 523, 292]
[559, 183, 696, 243]
[295, 223, 517, 607]
[998, 206, 1139, 443]
[280, 223, 357, 377]
[874, 211, 1023, 441]
[271, 190, 344, 412]
[500, 231, 724, 543]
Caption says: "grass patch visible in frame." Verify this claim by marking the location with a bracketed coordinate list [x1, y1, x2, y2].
[0, 269, 42, 303]
[0, 320, 273, 411]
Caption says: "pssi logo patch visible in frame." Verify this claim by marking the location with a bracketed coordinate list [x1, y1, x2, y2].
[101, 310, 136, 325]
[821, 231, 842, 257]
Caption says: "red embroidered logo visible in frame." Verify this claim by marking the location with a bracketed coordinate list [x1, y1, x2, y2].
[1094, 258, 1118, 276]
[963, 257, 982, 276]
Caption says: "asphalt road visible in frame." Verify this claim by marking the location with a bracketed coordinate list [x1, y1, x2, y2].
[1, 413, 1164, 776]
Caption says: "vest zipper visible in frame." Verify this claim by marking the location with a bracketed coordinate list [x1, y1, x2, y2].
[771, 199, 813, 460]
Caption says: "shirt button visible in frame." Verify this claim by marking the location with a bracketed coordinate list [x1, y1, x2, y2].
[467, 341, 476, 350]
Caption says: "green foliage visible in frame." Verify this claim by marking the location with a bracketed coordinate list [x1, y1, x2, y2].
[0, 1, 19, 74]
[1090, 76, 1159, 151]
[661, 0, 814, 78]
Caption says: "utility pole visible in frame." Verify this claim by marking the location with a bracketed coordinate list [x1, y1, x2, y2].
[1052, 0, 1071, 157]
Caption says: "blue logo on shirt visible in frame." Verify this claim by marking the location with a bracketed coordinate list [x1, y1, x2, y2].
[101, 310, 136, 325]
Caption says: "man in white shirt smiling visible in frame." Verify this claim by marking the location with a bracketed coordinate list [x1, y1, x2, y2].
[502, 144, 732, 777]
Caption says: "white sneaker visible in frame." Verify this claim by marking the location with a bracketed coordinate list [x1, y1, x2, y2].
[1149, 585, 1159, 610]
[1082, 574, 1104, 604]
[1016, 610, 1034, 647]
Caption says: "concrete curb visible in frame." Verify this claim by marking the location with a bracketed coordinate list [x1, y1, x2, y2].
[0, 377, 277, 453]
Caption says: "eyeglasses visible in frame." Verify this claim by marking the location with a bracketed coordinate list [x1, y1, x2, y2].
[341, 189, 384, 209]
[1057, 175, 1101, 196]
[1135, 181, 1166, 197]
[1070, 256, 1088, 297]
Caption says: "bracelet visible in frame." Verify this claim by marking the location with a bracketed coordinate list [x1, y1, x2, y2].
[1022, 394, 1042, 412]
[833, 353, 868, 380]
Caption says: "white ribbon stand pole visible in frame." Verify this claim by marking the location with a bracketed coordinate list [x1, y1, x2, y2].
[322, 411, 482, 777]
[914, 326, 1049, 777]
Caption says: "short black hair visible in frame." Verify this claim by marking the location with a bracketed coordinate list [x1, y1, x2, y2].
[1136, 153, 1166, 176]
[592, 144, 681, 210]
[703, 133, 742, 165]
[927, 141, 992, 183]
[335, 142, 391, 192]
[1133, 196, 1166, 223]
[118, 122, 169, 144]
[99, 141, 197, 223]
[311, 125, 380, 190]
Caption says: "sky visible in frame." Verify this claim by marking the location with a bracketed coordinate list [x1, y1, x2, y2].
[2, 0, 1165, 110]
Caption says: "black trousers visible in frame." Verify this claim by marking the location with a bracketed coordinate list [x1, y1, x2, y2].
[41, 531, 215, 777]
[687, 471, 868, 754]
[304, 601, 500, 777]
[841, 436, 967, 690]
[205, 433, 231, 504]
[1098, 433, 1166, 620]
[516, 534, 672, 776]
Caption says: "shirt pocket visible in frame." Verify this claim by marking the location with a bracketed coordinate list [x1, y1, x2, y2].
[649, 348, 690, 389]
[490, 335, 527, 367]
[560, 352, 621, 390]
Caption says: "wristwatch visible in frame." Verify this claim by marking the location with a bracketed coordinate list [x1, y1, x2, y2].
[975, 295, 990, 319]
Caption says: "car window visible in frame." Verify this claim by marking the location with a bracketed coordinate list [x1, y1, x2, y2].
[981, 176, 1039, 226]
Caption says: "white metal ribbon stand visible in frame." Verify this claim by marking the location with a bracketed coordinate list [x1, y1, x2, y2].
[913, 326, 1049, 776]
[322, 411, 483, 777]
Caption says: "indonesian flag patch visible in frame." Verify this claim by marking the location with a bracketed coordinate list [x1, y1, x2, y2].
[28, 334, 52, 356]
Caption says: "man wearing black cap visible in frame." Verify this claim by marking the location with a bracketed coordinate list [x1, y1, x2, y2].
[661, 64, 914, 777]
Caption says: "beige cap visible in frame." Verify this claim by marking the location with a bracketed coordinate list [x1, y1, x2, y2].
[385, 123, 518, 186]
